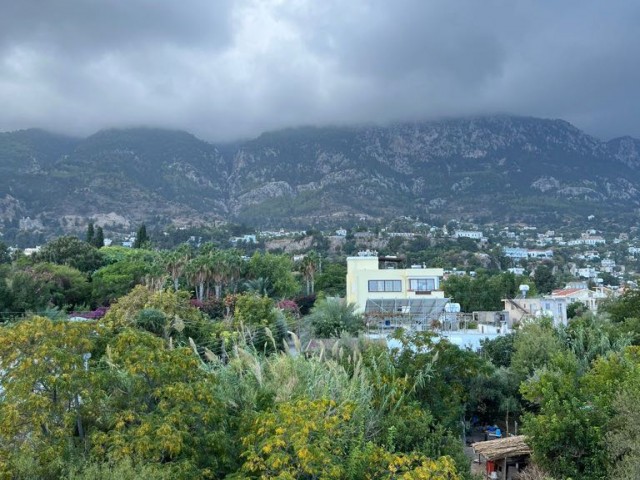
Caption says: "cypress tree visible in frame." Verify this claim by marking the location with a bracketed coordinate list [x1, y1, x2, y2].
[133, 224, 149, 249]
[86, 222, 95, 244]
[93, 227, 105, 248]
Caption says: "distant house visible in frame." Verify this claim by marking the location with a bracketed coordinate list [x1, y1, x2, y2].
[550, 287, 610, 313]
[230, 234, 257, 244]
[503, 248, 528, 259]
[583, 235, 606, 246]
[503, 296, 568, 327]
[335, 228, 347, 237]
[454, 230, 484, 240]
[527, 249, 553, 259]
[23, 246, 42, 256]
[353, 231, 375, 240]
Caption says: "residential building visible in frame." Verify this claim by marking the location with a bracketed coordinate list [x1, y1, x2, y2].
[503, 247, 529, 259]
[503, 296, 568, 327]
[454, 230, 484, 240]
[346, 252, 447, 332]
[527, 249, 553, 259]
[550, 287, 610, 313]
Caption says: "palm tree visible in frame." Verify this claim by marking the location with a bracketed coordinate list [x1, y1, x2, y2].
[308, 298, 363, 338]
[186, 255, 212, 302]
[300, 251, 319, 296]
[163, 245, 191, 291]
[244, 277, 273, 297]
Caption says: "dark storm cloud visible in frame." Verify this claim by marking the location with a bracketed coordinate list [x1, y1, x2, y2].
[1, 0, 639, 140]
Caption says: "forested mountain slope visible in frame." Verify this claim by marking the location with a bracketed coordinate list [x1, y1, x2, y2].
[1, 116, 639, 236]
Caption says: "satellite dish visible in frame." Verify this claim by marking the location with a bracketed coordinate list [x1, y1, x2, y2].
[519, 284, 530, 298]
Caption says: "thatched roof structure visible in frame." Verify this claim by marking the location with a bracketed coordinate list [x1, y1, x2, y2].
[471, 435, 531, 461]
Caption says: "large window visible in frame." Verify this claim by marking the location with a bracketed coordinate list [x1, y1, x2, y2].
[408, 278, 436, 292]
[368, 280, 402, 292]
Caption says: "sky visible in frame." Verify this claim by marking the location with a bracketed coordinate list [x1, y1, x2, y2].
[1, 0, 639, 142]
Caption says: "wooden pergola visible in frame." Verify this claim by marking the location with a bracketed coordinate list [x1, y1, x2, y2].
[471, 435, 531, 480]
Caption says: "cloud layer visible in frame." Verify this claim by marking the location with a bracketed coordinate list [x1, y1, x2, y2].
[1, 0, 639, 141]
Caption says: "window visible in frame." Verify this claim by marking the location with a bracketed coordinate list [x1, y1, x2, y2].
[409, 278, 436, 292]
[368, 280, 402, 292]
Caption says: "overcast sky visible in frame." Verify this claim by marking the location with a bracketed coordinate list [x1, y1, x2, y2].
[1, 0, 639, 141]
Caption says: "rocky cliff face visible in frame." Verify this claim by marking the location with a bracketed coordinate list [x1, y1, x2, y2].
[1, 116, 639, 237]
[227, 116, 640, 225]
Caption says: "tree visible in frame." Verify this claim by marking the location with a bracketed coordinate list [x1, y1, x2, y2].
[607, 376, 640, 478]
[91, 253, 157, 305]
[602, 289, 640, 323]
[35, 236, 105, 273]
[567, 300, 587, 319]
[480, 333, 516, 368]
[162, 245, 191, 292]
[133, 224, 149, 249]
[93, 226, 105, 248]
[233, 293, 286, 352]
[308, 298, 363, 338]
[89, 329, 231, 477]
[237, 397, 460, 479]
[0, 240, 11, 264]
[315, 262, 347, 296]
[8, 263, 92, 313]
[186, 254, 211, 302]
[299, 251, 319, 296]
[511, 319, 564, 380]
[0, 317, 101, 478]
[86, 222, 95, 244]
[533, 264, 556, 294]
[247, 252, 298, 299]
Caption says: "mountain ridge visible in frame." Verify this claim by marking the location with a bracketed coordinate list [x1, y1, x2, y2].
[1, 115, 639, 240]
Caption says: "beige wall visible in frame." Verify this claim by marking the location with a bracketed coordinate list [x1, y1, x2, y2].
[346, 256, 445, 313]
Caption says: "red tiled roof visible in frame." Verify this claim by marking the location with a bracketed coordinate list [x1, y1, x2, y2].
[551, 288, 584, 297]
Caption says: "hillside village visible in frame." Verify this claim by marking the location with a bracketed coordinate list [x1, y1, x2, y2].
[6, 215, 638, 331]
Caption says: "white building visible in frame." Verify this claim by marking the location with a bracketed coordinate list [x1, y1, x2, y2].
[455, 230, 484, 240]
[503, 247, 529, 259]
[550, 287, 610, 313]
[503, 296, 568, 327]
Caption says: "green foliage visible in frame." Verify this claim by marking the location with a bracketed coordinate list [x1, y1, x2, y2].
[91, 259, 152, 305]
[390, 330, 490, 429]
[0, 317, 101, 478]
[90, 328, 231, 477]
[0, 240, 11, 264]
[511, 320, 564, 380]
[533, 264, 557, 294]
[233, 293, 287, 353]
[247, 252, 298, 299]
[308, 298, 363, 338]
[315, 262, 347, 296]
[567, 300, 587, 319]
[606, 374, 640, 478]
[35, 235, 105, 273]
[103, 285, 212, 346]
[601, 289, 640, 323]
[234, 293, 277, 327]
[7, 262, 91, 313]
[133, 224, 149, 249]
[443, 272, 533, 312]
[93, 226, 105, 248]
[480, 333, 516, 368]
[86, 222, 95, 244]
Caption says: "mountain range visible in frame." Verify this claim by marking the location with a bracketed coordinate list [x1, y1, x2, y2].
[1, 115, 640, 240]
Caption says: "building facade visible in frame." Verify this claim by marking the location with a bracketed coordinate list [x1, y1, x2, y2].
[346, 254, 447, 331]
